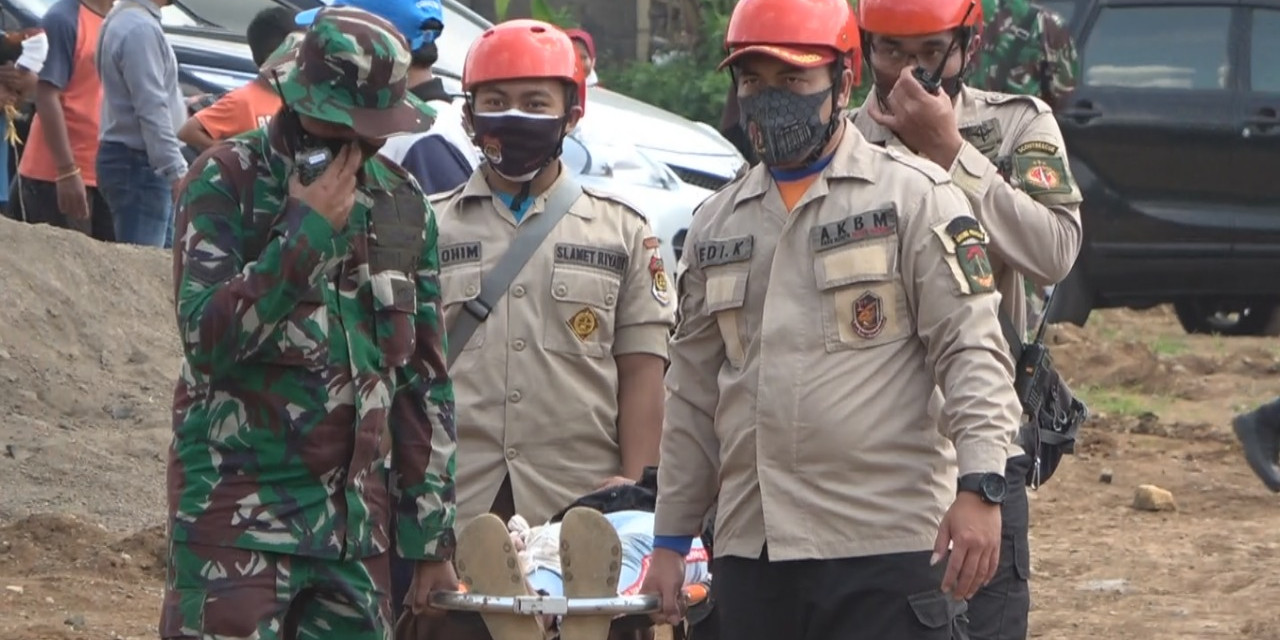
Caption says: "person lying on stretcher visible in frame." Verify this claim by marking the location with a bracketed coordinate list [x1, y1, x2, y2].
[449, 508, 710, 640]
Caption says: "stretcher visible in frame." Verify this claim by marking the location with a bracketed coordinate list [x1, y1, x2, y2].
[426, 508, 714, 640]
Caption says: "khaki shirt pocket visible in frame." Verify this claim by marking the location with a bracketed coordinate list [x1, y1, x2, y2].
[267, 285, 331, 368]
[545, 266, 621, 358]
[812, 239, 912, 351]
[440, 265, 486, 352]
[371, 270, 418, 369]
[704, 267, 749, 369]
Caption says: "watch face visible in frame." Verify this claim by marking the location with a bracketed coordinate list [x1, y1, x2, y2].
[981, 473, 1008, 501]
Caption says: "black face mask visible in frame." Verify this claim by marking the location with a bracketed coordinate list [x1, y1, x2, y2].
[738, 86, 833, 166]
[470, 110, 566, 182]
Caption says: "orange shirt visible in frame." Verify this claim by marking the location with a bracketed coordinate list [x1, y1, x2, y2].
[192, 79, 282, 141]
[776, 174, 821, 213]
[20, 0, 105, 186]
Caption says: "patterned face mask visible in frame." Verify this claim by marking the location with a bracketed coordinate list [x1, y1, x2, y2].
[738, 86, 833, 166]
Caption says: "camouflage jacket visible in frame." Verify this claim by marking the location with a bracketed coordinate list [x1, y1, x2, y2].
[170, 121, 457, 562]
[974, 0, 1080, 109]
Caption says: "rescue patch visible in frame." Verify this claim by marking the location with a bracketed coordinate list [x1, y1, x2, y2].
[852, 291, 886, 338]
[1012, 155, 1074, 196]
[810, 207, 898, 252]
[554, 243, 629, 276]
[439, 242, 481, 267]
[1014, 140, 1060, 156]
[568, 307, 599, 341]
[694, 235, 754, 267]
[958, 118, 1003, 159]
[946, 216, 996, 294]
[649, 255, 671, 306]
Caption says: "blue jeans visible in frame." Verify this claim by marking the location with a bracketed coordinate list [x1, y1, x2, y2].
[96, 141, 174, 248]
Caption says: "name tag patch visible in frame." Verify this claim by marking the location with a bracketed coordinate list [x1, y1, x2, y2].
[695, 235, 754, 267]
[439, 242, 481, 267]
[810, 207, 897, 253]
[554, 243, 629, 276]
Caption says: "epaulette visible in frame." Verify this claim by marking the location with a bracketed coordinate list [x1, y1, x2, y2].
[427, 182, 465, 206]
[581, 184, 648, 222]
[882, 145, 951, 185]
[976, 90, 1052, 115]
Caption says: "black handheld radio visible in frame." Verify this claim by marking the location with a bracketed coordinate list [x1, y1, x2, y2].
[911, 0, 978, 95]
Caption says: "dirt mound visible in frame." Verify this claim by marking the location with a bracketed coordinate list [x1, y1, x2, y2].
[0, 218, 179, 532]
[0, 515, 165, 583]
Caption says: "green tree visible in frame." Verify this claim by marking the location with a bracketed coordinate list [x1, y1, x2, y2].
[601, 0, 873, 127]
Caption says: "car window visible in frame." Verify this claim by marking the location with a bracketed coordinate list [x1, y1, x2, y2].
[1082, 5, 1231, 90]
[1252, 8, 1280, 93]
[170, 0, 282, 33]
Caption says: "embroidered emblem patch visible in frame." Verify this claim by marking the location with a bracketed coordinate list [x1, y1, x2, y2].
[1014, 140, 1059, 156]
[946, 216, 996, 294]
[568, 308, 599, 341]
[480, 135, 503, 163]
[852, 291, 886, 338]
[649, 255, 671, 305]
[1012, 155, 1074, 196]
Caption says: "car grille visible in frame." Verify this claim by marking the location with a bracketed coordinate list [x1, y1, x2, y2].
[669, 165, 731, 191]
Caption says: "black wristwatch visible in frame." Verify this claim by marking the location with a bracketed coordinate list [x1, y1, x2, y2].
[958, 472, 1007, 505]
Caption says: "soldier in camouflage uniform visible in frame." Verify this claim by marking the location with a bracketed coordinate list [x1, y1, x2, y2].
[851, 0, 1083, 638]
[164, 7, 458, 639]
[973, 0, 1079, 110]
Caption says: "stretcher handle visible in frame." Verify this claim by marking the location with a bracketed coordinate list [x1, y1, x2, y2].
[430, 583, 709, 617]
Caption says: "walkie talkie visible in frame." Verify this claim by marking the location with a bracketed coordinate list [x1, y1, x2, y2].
[911, 0, 978, 94]
[1014, 291, 1058, 426]
[269, 70, 334, 186]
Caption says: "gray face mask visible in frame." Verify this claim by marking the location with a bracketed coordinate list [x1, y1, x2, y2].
[738, 86, 833, 166]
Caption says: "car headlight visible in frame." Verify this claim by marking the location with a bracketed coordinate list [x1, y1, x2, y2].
[566, 129, 680, 191]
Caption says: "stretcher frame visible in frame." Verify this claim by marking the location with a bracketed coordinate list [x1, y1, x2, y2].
[429, 583, 708, 617]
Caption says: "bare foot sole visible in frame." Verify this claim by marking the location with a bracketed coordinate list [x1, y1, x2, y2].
[455, 513, 546, 640]
[559, 507, 622, 640]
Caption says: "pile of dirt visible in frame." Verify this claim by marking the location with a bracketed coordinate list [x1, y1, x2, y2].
[0, 218, 179, 532]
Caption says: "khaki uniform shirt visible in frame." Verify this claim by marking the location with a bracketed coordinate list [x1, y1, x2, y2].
[852, 87, 1084, 335]
[431, 166, 675, 526]
[852, 88, 1083, 457]
[654, 126, 1022, 562]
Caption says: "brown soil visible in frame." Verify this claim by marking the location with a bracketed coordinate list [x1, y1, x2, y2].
[1, 218, 1278, 639]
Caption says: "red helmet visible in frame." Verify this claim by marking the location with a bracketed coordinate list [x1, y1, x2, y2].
[858, 0, 983, 37]
[718, 0, 861, 83]
[462, 19, 587, 112]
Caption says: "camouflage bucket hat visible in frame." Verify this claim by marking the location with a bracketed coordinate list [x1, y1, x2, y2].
[275, 6, 433, 139]
[259, 30, 306, 81]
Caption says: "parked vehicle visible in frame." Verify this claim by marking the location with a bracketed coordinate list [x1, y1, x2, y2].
[1046, 0, 1280, 336]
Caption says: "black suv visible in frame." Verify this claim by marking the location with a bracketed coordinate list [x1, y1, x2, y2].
[1042, 0, 1280, 335]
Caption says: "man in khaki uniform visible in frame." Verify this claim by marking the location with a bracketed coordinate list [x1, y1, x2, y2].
[849, 1, 1083, 639]
[640, 1, 1022, 639]
[430, 19, 674, 529]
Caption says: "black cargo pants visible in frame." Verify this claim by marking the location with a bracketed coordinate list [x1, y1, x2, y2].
[713, 546, 968, 640]
[961, 454, 1032, 640]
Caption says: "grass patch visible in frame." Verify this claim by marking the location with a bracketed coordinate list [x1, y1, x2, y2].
[1077, 385, 1170, 417]
[1147, 335, 1188, 356]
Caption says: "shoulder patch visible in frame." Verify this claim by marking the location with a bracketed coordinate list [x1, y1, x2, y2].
[884, 146, 952, 185]
[1012, 155, 1074, 195]
[1014, 140, 1061, 156]
[980, 91, 1052, 115]
[931, 216, 996, 296]
[582, 185, 648, 221]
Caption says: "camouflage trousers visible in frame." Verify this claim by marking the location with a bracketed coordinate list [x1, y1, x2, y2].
[160, 540, 393, 640]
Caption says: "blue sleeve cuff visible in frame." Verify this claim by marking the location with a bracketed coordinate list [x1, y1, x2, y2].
[653, 535, 694, 555]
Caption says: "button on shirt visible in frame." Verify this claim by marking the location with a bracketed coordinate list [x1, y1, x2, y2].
[654, 127, 1022, 562]
[430, 166, 676, 525]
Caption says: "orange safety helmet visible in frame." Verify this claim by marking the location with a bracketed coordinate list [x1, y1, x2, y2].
[857, 0, 983, 37]
[718, 0, 861, 83]
[462, 19, 587, 112]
